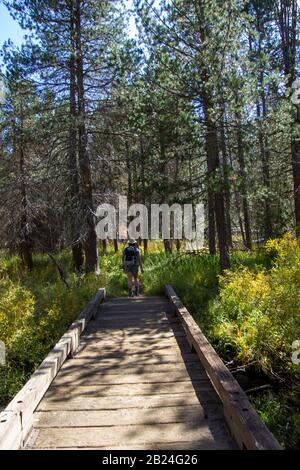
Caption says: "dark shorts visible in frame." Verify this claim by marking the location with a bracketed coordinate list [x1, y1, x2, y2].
[125, 265, 139, 275]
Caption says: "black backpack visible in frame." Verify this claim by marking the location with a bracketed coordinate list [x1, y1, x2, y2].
[124, 246, 138, 266]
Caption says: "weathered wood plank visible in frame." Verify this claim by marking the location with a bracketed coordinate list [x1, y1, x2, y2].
[59, 360, 203, 376]
[89, 320, 179, 329]
[29, 421, 234, 449]
[37, 392, 207, 411]
[74, 342, 190, 357]
[82, 330, 186, 340]
[80, 332, 186, 343]
[80, 327, 177, 336]
[72, 351, 198, 363]
[47, 381, 219, 399]
[29, 441, 229, 450]
[52, 369, 207, 387]
[77, 337, 188, 350]
[0, 411, 22, 450]
[33, 405, 215, 427]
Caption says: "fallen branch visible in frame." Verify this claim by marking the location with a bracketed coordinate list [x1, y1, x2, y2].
[245, 384, 272, 395]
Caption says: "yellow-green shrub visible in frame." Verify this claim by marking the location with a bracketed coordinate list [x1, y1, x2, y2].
[0, 279, 35, 343]
[0, 254, 102, 408]
[211, 233, 300, 376]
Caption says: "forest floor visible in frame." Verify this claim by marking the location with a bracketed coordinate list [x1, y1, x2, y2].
[0, 236, 300, 448]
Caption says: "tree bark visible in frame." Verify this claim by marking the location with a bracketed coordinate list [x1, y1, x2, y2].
[276, 0, 300, 232]
[126, 140, 133, 206]
[219, 101, 233, 247]
[163, 239, 172, 253]
[252, 13, 273, 240]
[75, 0, 99, 273]
[235, 108, 252, 249]
[140, 137, 149, 253]
[194, 1, 228, 267]
[202, 89, 230, 271]
[113, 239, 119, 253]
[19, 133, 33, 270]
[257, 98, 273, 240]
[207, 191, 216, 255]
[292, 107, 300, 231]
[18, 102, 33, 270]
[69, 0, 83, 271]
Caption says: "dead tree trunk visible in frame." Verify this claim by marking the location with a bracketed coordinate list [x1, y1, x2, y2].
[19, 146, 33, 270]
[18, 102, 33, 270]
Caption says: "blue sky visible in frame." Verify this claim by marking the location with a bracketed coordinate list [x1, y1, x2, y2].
[0, 2, 27, 48]
[0, 0, 138, 49]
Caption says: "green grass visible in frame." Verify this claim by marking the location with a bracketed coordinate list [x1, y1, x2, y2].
[252, 389, 300, 449]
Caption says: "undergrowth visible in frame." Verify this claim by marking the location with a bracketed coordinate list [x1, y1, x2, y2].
[0, 236, 299, 447]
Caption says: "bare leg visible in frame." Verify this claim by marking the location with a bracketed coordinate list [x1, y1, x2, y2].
[127, 272, 134, 292]
[133, 273, 139, 295]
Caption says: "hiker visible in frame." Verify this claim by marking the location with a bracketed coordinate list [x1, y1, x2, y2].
[123, 238, 144, 297]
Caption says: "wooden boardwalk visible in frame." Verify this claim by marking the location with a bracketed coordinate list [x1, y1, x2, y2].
[25, 296, 236, 450]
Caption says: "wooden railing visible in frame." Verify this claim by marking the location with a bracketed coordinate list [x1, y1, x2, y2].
[0, 288, 106, 450]
[165, 285, 282, 450]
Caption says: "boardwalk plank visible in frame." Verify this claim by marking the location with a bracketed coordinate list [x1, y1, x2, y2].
[52, 370, 207, 386]
[46, 381, 220, 399]
[59, 361, 203, 375]
[33, 405, 219, 427]
[37, 393, 211, 411]
[30, 422, 234, 449]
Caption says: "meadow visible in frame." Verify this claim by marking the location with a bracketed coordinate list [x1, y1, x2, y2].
[0, 236, 299, 448]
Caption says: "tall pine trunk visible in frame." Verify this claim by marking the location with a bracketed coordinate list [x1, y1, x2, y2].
[202, 88, 230, 271]
[75, 0, 99, 273]
[252, 15, 273, 240]
[69, 1, 83, 271]
[140, 137, 148, 252]
[195, 2, 228, 267]
[235, 109, 252, 249]
[276, 0, 300, 233]
[219, 101, 233, 248]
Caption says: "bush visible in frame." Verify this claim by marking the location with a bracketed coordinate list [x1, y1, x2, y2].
[0, 254, 101, 409]
[210, 233, 300, 379]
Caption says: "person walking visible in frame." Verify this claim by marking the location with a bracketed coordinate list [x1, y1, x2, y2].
[122, 238, 144, 297]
